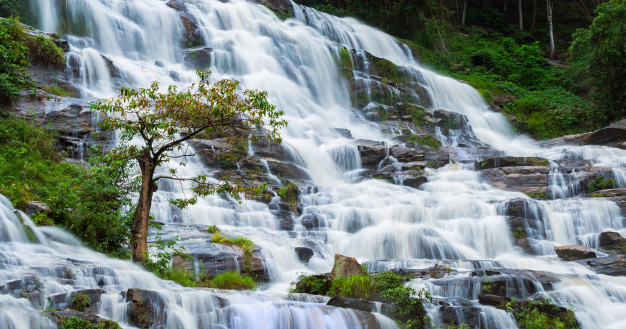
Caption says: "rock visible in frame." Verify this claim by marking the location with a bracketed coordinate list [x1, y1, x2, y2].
[295, 247, 314, 263]
[480, 166, 550, 198]
[166, 1, 205, 47]
[356, 140, 387, 168]
[126, 288, 167, 329]
[100, 55, 120, 78]
[49, 289, 104, 313]
[390, 145, 424, 162]
[251, 136, 296, 161]
[334, 128, 353, 138]
[439, 303, 483, 329]
[24, 201, 52, 216]
[47, 310, 120, 328]
[478, 294, 510, 307]
[328, 254, 362, 281]
[264, 159, 311, 180]
[274, 209, 294, 231]
[327, 296, 377, 313]
[599, 231, 626, 248]
[579, 257, 626, 276]
[580, 123, 626, 149]
[183, 46, 212, 69]
[586, 188, 626, 197]
[301, 213, 324, 230]
[555, 245, 596, 261]
[475, 156, 549, 170]
[249, 0, 294, 18]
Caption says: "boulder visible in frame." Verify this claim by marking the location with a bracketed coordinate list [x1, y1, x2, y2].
[301, 213, 324, 230]
[390, 145, 424, 162]
[599, 231, 626, 248]
[328, 254, 362, 281]
[166, 1, 205, 47]
[183, 46, 212, 69]
[264, 159, 311, 180]
[327, 296, 377, 313]
[480, 166, 550, 198]
[579, 257, 626, 276]
[295, 247, 314, 263]
[126, 288, 167, 329]
[475, 157, 549, 170]
[555, 245, 596, 261]
[580, 121, 626, 149]
[356, 140, 387, 168]
[47, 310, 120, 328]
[25, 201, 52, 216]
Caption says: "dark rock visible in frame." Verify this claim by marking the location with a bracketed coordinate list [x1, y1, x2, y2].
[301, 213, 324, 230]
[249, 0, 294, 18]
[479, 167, 550, 197]
[334, 128, 353, 138]
[126, 288, 167, 329]
[183, 46, 212, 69]
[265, 159, 310, 180]
[328, 254, 361, 281]
[555, 245, 596, 261]
[47, 310, 120, 328]
[579, 257, 626, 276]
[599, 231, 626, 248]
[327, 296, 377, 313]
[274, 210, 295, 231]
[100, 55, 120, 78]
[49, 289, 104, 313]
[439, 303, 483, 329]
[25, 201, 52, 216]
[478, 294, 510, 307]
[390, 145, 424, 162]
[580, 123, 626, 149]
[476, 157, 549, 170]
[586, 188, 626, 198]
[295, 247, 314, 263]
[403, 175, 428, 188]
[167, 1, 205, 47]
[356, 140, 387, 168]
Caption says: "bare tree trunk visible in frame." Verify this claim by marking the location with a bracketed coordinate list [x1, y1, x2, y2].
[461, 0, 467, 26]
[531, 0, 537, 30]
[519, 0, 524, 30]
[504, 0, 508, 13]
[547, 0, 555, 58]
[131, 153, 157, 263]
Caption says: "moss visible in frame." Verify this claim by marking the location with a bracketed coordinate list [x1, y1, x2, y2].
[42, 83, 73, 97]
[588, 175, 618, 193]
[277, 181, 298, 212]
[69, 293, 90, 311]
[409, 134, 442, 150]
[25, 35, 65, 68]
[210, 233, 255, 272]
[290, 274, 332, 295]
[512, 228, 526, 239]
[529, 157, 549, 167]
[524, 190, 547, 200]
[373, 58, 407, 84]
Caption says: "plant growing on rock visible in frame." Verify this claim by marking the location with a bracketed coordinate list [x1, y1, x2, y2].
[91, 70, 286, 263]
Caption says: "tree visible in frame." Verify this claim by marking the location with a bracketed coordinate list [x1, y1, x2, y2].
[570, 0, 626, 120]
[546, 0, 555, 58]
[91, 71, 286, 263]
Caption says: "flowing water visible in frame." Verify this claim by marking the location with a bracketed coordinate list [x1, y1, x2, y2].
[2, 0, 626, 328]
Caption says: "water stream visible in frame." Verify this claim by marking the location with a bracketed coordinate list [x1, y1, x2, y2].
[2, 0, 626, 328]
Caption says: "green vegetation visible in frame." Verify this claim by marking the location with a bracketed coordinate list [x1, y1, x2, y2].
[58, 316, 121, 329]
[290, 269, 431, 329]
[210, 233, 255, 272]
[0, 116, 133, 254]
[408, 134, 442, 150]
[42, 83, 73, 97]
[587, 175, 618, 193]
[335, 47, 354, 78]
[24, 34, 66, 68]
[210, 271, 256, 290]
[512, 228, 527, 239]
[505, 298, 579, 329]
[207, 224, 219, 234]
[524, 190, 548, 200]
[91, 70, 285, 263]
[277, 181, 298, 211]
[0, 17, 30, 102]
[0, 0, 35, 25]
[69, 293, 90, 311]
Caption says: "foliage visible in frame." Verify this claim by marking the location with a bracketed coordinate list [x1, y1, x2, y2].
[69, 293, 90, 312]
[380, 287, 431, 329]
[0, 17, 30, 102]
[408, 134, 442, 150]
[277, 181, 298, 211]
[329, 274, 374, 299]
[0, 117, 133, 254]
[512, 228, 527, 239]
[91, 70, 285, 262]
[0, 0, 35, 25]
[24, 34, 66, 68]
[210, 233, 255, 271]
[587, 175, 618, 192]
[510, 299, 579, 329]
[207, 224, 219, 234]
[42, 83, 73, 97]
[569, 0, 626, 121]
[290, 274, 331, 295]
[58, 316, 121, 329]
[210, 271, 256, 290]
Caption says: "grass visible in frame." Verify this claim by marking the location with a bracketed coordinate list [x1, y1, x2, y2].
[42, 83, 73, 97]
[210, 233, 255, 272]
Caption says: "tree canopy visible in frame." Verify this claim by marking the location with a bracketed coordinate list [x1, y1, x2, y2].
[91, 70, 286, 263]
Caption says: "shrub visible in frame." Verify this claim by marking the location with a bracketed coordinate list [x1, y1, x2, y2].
[329, 274, 374, 299]
[588, 175, 618, 193]
[59, 316, 121, 329]
[290, 274, 331, 295]
[0, 17, 30, 101]
[42, 83, 73, 97]
[69, 293, 90, 311]
[207, 225, 219, 234]
[25, 34, 66, 68]
[210, 271, 256, 290]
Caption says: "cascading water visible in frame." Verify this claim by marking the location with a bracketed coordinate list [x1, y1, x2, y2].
[2, 0, 626, 328]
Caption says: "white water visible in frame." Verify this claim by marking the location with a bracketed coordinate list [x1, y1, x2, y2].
[1, 0, 625, 328]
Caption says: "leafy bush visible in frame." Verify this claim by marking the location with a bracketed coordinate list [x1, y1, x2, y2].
[0, 17, 30, 101]
[588, 175, 618, 193]
[408, 134, 442, 150]
[210, 271, 256, 290]
[69, 293, 90, 311]
[0, 117, 133, 254]
[59, 316, 121, 329]
[207, 224, 219, 234]
[0, 0, 35, 25]
[42, 83, 73, 97]
[329, 274, 374, 299]
[511, 299, 579, 329]
[290, 274, 331, 295]
[25, 34, 66, 68]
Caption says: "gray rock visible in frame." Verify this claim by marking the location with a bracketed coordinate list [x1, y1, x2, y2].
[555, 245, 596, 261]
[599, 231, 626, 248]
[25, 201, 52, 216]
[295, 247, 314, 263]
[328, 254, 361, 281]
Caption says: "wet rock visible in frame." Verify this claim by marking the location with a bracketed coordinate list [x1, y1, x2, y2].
[403, 176, 428, 189]
[327, 296, 377, 313]
[264, 159, 310, 180]
[479, 166, 550, 198]
[274, 209, 294, 231]
[47, 310, 120, 328]
[25, 201, 52, 216]
[249, 0, 294, 18]
[586, 188, 626, 198]
[167, 1, 205, 47]
[599, 231, 626, 248]
[100, 55, 120, 78]
[579, 257, 626, 276]
[334, 128, 353, 138]
[424, 149, 450, 168]
[390, 145, 424, 162]
[580, 121, 626, 149]
[475, 156, 549, 170]
[438, 302, 483, 329]
[49, 289, 104, 313]
[126, 288, 167, 329]
[295, 247, 314, 263]
[183, 46, 212, 69]
[356, 140, 387, 168]
[555, 245, 596, 261]
[328, 254, 362, 281]
[478, 294, 510, 307]
[301, 213, 324, 230]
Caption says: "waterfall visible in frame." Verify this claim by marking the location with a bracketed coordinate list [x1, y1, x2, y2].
[1, 0, 625, 328]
